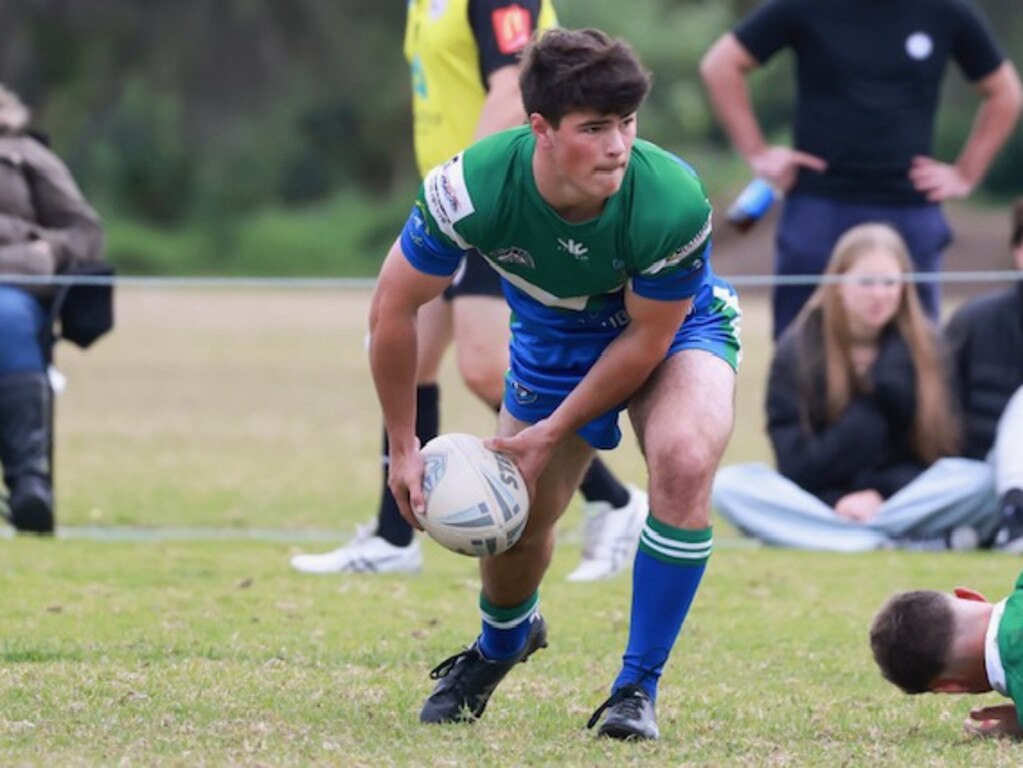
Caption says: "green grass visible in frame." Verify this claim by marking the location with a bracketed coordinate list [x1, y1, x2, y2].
[49, 287, 771, 531]
[3, 288, 1019, 765]
[3, 541, 1021, 766]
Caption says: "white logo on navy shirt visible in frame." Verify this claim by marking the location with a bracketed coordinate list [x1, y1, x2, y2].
[905, 33, 933, 61]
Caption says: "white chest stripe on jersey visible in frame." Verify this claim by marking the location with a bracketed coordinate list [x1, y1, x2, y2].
[487, 260, 624, 311]
[423, 154, 474, 250]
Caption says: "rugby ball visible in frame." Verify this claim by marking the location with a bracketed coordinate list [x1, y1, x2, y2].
[418, 433, 530, 557]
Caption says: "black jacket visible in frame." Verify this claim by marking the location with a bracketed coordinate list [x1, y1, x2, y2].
[945, 284, 1023, 459]
[767, 313, 927, 505]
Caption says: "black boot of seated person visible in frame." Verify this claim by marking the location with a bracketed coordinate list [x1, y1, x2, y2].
[0, 372, 54, 534]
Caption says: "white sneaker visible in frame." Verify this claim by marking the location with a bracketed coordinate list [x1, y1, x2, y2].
[290, 523, 423, 574]
[567, 484, 647, 582]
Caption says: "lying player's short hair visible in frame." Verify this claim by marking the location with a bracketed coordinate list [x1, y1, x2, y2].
[869, 590, 955, 694]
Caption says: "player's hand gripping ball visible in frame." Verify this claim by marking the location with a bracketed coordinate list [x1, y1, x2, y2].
[418, 433, 530, 557]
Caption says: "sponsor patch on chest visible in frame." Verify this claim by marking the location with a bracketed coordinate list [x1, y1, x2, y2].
[557, 238, 589, 260]
[492, 247, 535, 268]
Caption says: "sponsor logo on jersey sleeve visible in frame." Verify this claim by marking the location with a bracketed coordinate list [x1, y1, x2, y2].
[423, 154, 474, 249]
[408, 204, 429, 247]
[641, 214, 712, 276]
[492, 5, 532, 55]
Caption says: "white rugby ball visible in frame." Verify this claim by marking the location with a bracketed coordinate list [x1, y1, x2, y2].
[418, 433, 530, 557]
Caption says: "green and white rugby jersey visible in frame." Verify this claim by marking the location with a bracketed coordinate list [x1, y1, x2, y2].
[398, 125, 734, 399]
[405, 125, 711, 311]
[992, 572, 1023, 727]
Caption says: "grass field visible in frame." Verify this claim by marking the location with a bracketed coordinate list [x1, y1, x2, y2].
[44, 286, 773, 531]
[2, 287, 1021, 766]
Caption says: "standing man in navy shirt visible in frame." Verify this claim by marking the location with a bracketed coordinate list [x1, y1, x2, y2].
[700, 0, 1022, 338]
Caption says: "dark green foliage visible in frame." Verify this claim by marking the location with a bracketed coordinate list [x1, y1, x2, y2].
[984, 132, 1023, 198]
[0, 0, 1017, 275]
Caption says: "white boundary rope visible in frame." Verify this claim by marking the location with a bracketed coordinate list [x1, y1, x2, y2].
[0, 274, 376, 289]
[1, 270, 1020, 289]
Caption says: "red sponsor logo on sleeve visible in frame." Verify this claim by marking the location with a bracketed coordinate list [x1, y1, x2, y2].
[491, 5, 532, 55]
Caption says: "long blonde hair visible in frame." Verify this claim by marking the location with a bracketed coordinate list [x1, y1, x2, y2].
[794, 223, 959, 462]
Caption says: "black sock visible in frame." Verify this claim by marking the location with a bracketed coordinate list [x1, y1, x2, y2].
[578, 456, 630, 509]
[376, 383, 440, 546]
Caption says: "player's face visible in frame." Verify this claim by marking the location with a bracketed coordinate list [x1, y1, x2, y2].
[838, 247, 904, 337]
[549, 111, 636, 199]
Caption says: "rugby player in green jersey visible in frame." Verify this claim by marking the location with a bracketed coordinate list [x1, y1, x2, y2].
[290, 0, 648, 582]
[369, 27, 742, 740]
[871, 574, 1023, 740]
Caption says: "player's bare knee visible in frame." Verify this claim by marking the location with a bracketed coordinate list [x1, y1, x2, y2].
[647, 439, 718, 500]
[460, 365, 505, 408]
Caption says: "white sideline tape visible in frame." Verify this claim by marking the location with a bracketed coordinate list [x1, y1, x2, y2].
[0, 525, 759, 547]
[0, 271, 1021, 289]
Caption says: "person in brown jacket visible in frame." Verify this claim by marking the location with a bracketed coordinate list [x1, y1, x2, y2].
[0, 84, 104, 533]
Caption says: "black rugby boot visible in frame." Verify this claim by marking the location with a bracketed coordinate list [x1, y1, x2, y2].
[587, 684, 659, 741]
[419, 614, 548, 723]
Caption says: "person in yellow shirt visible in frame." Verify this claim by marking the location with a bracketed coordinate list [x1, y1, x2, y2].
[291, 0, 646, 578]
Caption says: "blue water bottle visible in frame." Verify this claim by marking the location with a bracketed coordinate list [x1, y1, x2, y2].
[726, 177, 777, 233]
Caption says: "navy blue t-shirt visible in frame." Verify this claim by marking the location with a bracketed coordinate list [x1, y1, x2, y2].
[735, 0, 1004, 205]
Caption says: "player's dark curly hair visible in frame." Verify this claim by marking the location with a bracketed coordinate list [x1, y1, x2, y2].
[519, 28, 651, 127]
[869, 590, 955, 694]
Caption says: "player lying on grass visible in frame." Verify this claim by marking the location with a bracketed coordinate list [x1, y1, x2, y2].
[870, 573, 1023, 739]
[368, 27, 740, 740]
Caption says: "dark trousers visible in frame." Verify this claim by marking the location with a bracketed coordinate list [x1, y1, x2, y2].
[772, 196, 951, 339]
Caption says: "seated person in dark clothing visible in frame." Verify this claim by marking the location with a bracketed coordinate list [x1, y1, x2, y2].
[0, 85, 104, 533]
[945, 198, 1023, 550]
[713, 223, 998, 551]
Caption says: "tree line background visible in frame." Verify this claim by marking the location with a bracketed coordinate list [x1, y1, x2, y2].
[1, 0, 1020, 276]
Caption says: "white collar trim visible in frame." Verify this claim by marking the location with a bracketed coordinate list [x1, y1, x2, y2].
[985, 599, 1008, 696]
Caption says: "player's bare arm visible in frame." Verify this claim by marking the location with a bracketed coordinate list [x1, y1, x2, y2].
[489, 289, 693, 493]
[369, 240, 453, 526]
